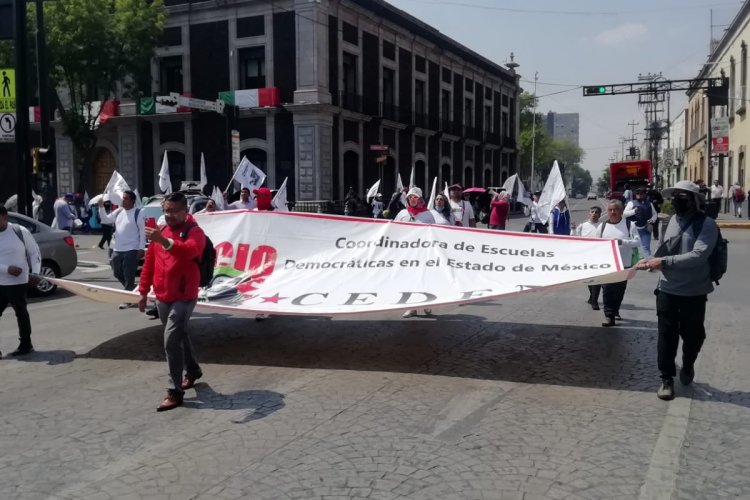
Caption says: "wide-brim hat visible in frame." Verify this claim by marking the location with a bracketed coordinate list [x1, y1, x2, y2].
[448, 183, 463, 192]
[662, 180, 705, 204]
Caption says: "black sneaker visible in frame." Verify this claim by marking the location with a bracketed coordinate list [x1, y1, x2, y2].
[146, 307, 159, 319]
[679, 365, 695, 386]
[10, 345, 34, 356]
[601, 316, 615, 327]
[657, 378, 675, 401]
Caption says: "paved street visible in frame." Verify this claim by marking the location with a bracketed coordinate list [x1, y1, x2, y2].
[1, 202, 749, 500]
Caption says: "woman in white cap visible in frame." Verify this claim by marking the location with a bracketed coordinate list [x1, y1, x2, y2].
[394, 187, 435, 224]
[394, 187, 435, 318]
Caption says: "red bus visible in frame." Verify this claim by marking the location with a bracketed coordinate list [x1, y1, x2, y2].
[608, 160, 653, 200]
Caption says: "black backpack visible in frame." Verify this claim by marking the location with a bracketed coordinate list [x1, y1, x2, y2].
[181, 224, 216, 288]
[690, 216, 728, 285]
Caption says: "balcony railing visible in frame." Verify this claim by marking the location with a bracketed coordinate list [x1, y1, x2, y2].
[380, 102, 399, 121]
[334, 91, 363, 113]
[413, 111, 428, 129]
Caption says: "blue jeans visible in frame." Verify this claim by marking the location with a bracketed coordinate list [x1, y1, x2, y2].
[637, 227, 651, 258]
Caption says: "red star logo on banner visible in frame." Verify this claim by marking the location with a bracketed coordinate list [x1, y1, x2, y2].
[261, 293, 286, 304]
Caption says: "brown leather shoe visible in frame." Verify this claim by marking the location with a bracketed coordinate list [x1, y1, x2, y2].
[180, 372, 202, 391]
[156, 394, 183, 412]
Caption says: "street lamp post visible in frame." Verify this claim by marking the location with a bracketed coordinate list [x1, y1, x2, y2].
[530, 72, 538, 189]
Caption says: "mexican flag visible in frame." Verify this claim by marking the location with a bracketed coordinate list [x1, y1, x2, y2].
[218, 88, 279, 108]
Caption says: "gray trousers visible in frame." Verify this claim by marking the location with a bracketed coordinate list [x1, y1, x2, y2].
[111, 250, 138, 291]
[157, 300, 201, 396]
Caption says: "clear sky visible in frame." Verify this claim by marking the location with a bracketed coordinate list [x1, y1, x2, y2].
[387, 0, 741, 181]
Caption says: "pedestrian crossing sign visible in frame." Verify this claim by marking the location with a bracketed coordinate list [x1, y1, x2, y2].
[0, 68, 16, 112]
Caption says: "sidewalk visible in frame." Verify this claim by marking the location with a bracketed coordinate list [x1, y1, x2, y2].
[714, 205, 750, 229]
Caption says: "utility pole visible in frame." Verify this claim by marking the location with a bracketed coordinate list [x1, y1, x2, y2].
[530, 71, 538, 190]
[13, 0, 31, 216]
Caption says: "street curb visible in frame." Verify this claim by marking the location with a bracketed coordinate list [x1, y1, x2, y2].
[717, 222, 750, 229]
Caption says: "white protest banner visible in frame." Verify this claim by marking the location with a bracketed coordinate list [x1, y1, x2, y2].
[538, 161, 567, 223]
[199, 152, 208, 190]
[272, 177, 289, 212]
[366, 179, 380, 200]
[408, 165, 416, 189]
[54, 212, 633, 316]
[234, 156, 266, 191]
[427, 177, 438, 210]
[158, 151, 172, 194]
[502, 174, 531, 207]
[103, 170, 131, 206]
[212, 186, 226, 210]
[397, 174, 407, 206]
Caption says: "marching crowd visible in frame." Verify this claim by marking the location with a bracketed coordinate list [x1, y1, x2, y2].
[0, 176, 730, 407]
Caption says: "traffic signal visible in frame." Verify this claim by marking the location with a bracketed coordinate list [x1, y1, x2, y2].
[31, 147, 51, 174]
[584, 86, 608, 96]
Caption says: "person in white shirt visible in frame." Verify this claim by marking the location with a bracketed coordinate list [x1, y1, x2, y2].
[525, 191, 546, 233]
[0, 205, 42, 356]
[395, 187, 435, 319]
[52, 193, 76, 232]
[195, 199, 220, 215]
[371, 194, 384, 219]
[574, 206, 603, 310]
[394, 187, 435, 224]
[623, 187, 658, 258]
[448, 184, 476, 227]
[230, 187, 256, 210]
[710, 179, 724, 206]
[430, 194, 455, 225]
[598, 200, 640, 327]
[98, 190, 145, 308]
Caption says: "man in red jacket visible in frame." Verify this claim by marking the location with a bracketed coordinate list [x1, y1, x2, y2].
[138, 192, 207, 412]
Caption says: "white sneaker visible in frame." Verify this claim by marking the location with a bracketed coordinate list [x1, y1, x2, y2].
[402, 310, 417, 318]
[118, 303, 130, 310]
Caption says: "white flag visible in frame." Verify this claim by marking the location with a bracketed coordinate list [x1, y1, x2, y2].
[234, 156, 266, 191]
[272, 177, 290, 212]
[159, 151, 172, 194]
[134, 189, 143, 209]
[199, 152, 208, 191]
[366, 179, 380, 200]
[427, 177, 438, 210]
[397, 174, 407, 206]
[537, 161, 567, 224]
[82, 191, 90, 206]
[103, 170, 131, 206]
[444, 182, 450, 200]
[212, 186, 226, 210]
[502, 174, 531, 207]
[408, 165, 416, 189]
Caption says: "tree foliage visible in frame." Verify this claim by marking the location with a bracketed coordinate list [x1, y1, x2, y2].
[1, 1, 166, 186]
[596, 169, 611, 195]
[44, 0, 166, 178]
[519, 91, 590, 192]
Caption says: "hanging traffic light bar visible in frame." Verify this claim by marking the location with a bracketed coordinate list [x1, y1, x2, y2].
[583, 77, 727, 97]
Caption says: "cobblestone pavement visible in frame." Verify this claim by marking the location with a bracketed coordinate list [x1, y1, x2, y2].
[0, 219, 749, 499]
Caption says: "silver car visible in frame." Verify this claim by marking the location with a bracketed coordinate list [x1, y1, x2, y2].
[9, 212, 78, 296]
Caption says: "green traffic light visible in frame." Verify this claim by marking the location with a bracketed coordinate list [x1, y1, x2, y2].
[598, 86, 606, 93]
